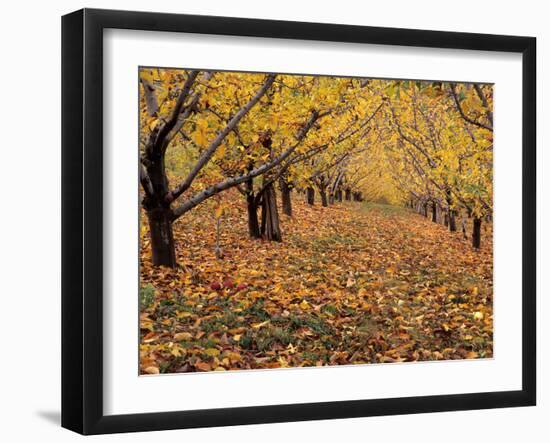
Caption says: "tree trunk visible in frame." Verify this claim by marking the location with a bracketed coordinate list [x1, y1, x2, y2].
[448, 209, 457, 232]
[247, 196, 261, 238]
[337, 189, 343, 202]
[306, 186, 315, 205]
[261, 183, 282, 241]
[246, 178, 261, 238]
[443, 211, 449, 227]
[472, 217, 482, 249]
[431, 201, 437, 222]
[345, 189, 351, 201]
[329, 193, 335, 205]
[319, 187, 328, 207]
[147, 207, 177, 267]
[423, 202, 429, 218]
[279, 177, 292, 217]
[445, 189, 457, 232]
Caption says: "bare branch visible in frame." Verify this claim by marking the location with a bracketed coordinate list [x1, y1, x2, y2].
[172, 108, 320, 220]
[169, 74, 276, 202]
[388, 101, 438, 169]
[153, 70, 200, 152]
[140, 78, 159, 116]
[168, 72, 214, 141]
[473, 84, 493, 127]
[449, 83, 493, 132]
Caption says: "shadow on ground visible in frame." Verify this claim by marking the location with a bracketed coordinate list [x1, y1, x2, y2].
[36, 410, 60, 426]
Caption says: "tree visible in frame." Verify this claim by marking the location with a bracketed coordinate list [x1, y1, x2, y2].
[140, 69, 281, 266]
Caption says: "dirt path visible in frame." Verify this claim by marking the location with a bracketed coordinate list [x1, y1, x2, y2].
[140, 197, 493, 374]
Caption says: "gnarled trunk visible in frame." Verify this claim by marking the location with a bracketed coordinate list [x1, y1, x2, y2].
[279, 177, 292, 217]
[146, 207, 176, 268]
[306, 186, 315, 205]
[261, 183, 282, 242]
[472, 217, 482, 249]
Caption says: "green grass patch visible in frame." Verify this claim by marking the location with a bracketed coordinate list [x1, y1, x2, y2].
[359, 202, 410, 216]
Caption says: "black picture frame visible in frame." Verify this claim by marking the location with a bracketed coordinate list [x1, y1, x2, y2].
[62, 8, 536, 435]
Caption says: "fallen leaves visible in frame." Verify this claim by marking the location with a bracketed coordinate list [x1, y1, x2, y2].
[174, 332, 193, 341]
[139, 193, 493, 374]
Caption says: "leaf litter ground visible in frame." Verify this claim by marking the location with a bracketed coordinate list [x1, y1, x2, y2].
[140, 193, 493, 374]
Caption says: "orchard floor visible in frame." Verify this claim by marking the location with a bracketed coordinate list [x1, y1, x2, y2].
[139, 191, 493, 374]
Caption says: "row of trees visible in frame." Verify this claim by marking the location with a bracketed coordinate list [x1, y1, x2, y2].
[139, 69, 493, 267]
[382, 81, 493, 248]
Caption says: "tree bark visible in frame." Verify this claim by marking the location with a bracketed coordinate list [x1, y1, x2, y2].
[443, 211, 449, 227]
[472, 217, 482, 249]
[261, 183, 282, 241]
[279, 177, 292, 217]
[247, 196, 261, 239]
[448, 209, 457, 232]
[345, 188, 351, 201]
[143, 131, 177, 267]
[337, 189, 343, 202]
[306, 186, 315, 205]
[245, 173, 261, 238]
[445, 190, 457, 232]
[146, 207, 177, 267]
[319, 186, 328, 207]
[431, 201, 437, 222]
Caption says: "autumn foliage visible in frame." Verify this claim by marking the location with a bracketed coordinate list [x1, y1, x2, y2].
[138, 68, 493, 374]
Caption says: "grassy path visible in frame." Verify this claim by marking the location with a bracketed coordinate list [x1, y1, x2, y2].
[140, 194, 493, 374]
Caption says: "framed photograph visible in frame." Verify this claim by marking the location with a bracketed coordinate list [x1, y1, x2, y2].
[62, 8, 536, 435]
